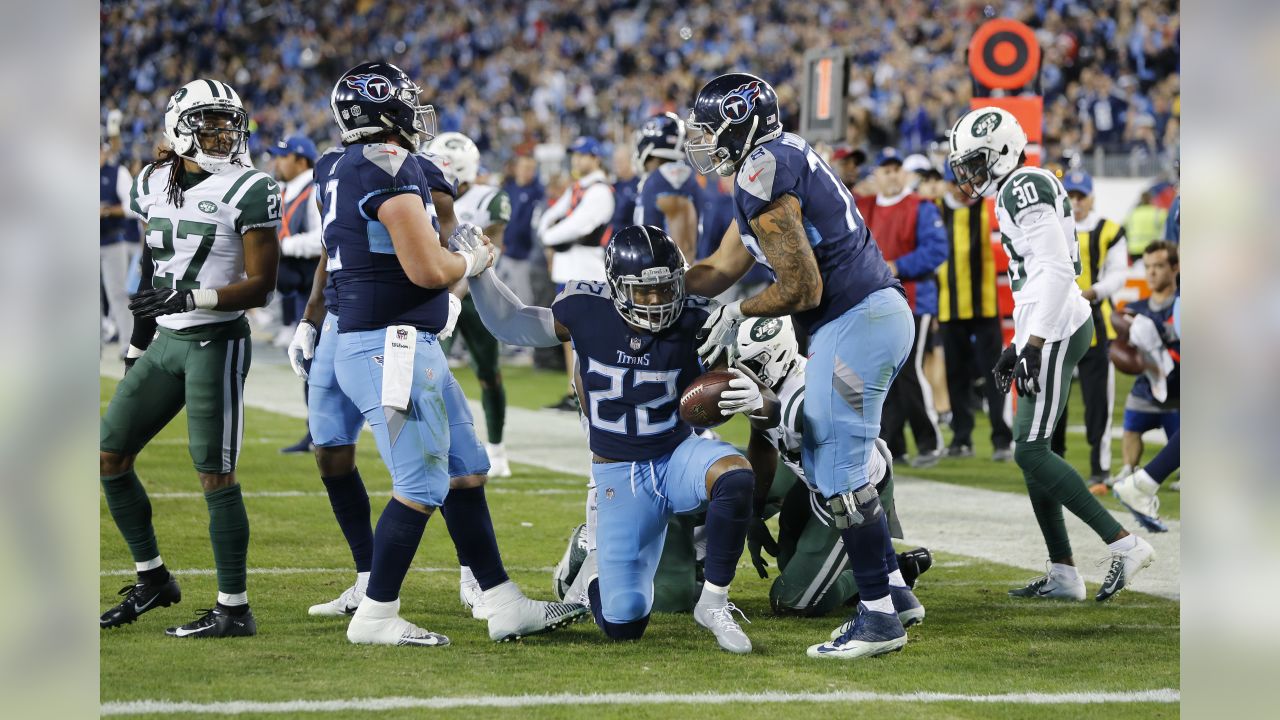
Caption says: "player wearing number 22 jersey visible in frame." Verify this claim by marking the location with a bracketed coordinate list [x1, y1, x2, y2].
[467, 225, 760, 653]
[100, 79, 280, 638]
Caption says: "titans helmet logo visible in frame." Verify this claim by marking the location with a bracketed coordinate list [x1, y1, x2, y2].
[720, 81, 763, 125]
[345, 73, 392, 102]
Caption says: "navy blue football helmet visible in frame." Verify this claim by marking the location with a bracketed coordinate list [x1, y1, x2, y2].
[330, 61, 436, 151]
[686, 72, 783, 176]
[605, 225, 688, 332]
[635, 112, 686, 170]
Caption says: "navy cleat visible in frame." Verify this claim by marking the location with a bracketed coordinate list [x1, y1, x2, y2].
[101, 575, 181, 629]
[830, 585, 924, 638]
[809, 603, 907, 659]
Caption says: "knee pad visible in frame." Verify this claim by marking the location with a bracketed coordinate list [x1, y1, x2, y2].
[606, 590, 652, 624]
[827, 484, 883, 530]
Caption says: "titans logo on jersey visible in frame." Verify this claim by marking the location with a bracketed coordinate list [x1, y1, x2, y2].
[552, 282, 712, 461]
[634, 162, 700, 232]
[733, 132, 899, 335]
[314, 143, 449, 333]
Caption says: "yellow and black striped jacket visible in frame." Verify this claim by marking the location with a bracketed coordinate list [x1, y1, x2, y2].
[1075, 218, 1126, 346]
[936, 196, 998, 322]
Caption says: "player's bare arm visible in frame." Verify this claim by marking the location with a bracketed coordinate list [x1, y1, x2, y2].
[744, 194, 822, 316]
[657, 194, 698, 261]
[215, 226, 280, 310]
[685, 220, 754, 296]
[302, 256, 329, 326]
[746, 428, 779, 510]
[432, 190, 456, 245]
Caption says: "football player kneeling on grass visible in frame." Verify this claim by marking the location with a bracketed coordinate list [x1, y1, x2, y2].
[468, 224, 758, 654]
[948, 106, 1155, 602]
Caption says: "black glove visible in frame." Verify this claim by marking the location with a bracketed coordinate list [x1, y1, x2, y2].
[746, 517, 777, 579]
[1013, 343, 1042, 397]
[129, 288, 195, 319]
[992, 344, 1017, 394]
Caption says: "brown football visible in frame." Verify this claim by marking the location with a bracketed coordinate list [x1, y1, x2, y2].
[679, 370, 738, 428]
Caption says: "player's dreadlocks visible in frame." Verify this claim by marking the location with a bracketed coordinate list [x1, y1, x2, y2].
[149, 146, 188, 209]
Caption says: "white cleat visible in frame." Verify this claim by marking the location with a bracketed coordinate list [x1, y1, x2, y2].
[693, 596, 752, 654]
[308, 584, 363, 617]
[460, 575, 490, 620]
[561, 550, 597, 607]
[1095, 536, 1156, 602]
[483, 581, 590, 642]
[552, 523, 589, 601]
[346, 597, 449, 647]
[1008, 563, 1087, 601]
[1112, 471, 1168, 533]
[486, 443, 512, 478]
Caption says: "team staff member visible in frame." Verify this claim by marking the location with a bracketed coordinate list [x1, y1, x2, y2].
[935, 165, 1013, 461]
[101, 142, 139, 355]
[856, 151, 949, 468]
[1051, 170, 1128, 487]
[538, 136, 615, 412]
[498, 153, 544, 304]
[270, 134, 324, 454]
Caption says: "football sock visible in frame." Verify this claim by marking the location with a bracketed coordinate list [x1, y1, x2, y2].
[205, 484, 250, 596]
[321, 469, 373, 573]
[587, 578, 649, 641]
[700, 581, 729, 599]
[1143, 429, 1179, 484]
[460, 565, 476, 586]
[441, 485, 508, 590]
[1051, 562, 1080, 580]
[366, 498, 429, 603]
[1016, 439, 1123, 549]
[101, 469, 161, 564]
[217, 591, 248, 607]
[355, 571, 370, 595]
[702, 469, 754, 588]
[887, 569, 907, 588]
[481, 383, 506, 445]
[863, 595, 895, 614]
[840, 509, 895, 603]
[1107, 534, 1138, 553]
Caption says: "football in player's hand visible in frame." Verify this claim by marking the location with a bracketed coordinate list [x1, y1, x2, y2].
[679, 370, 738, 428]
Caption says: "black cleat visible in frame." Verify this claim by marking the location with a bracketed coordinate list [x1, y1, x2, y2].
[165, 605, 257, 638]
[101, 576, 181, 629]
[545, 394, 580, 413]
[897, 547, 934, 589]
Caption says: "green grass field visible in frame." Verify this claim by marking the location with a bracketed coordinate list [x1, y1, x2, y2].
[100, 372, 1179, 719]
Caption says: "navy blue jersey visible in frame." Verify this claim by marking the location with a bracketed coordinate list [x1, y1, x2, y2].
[320, 150, 456, 317]
[610, 176, 639, 238]
[634, 161, 701, 234]
[315, 143, 447, 333]
[1126, 295, 1180, 406]
[733, 132, 900, 336]
[552, 281, 712, 461]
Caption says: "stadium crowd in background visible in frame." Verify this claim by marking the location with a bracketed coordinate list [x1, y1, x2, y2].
[100, 0, 1179, 174]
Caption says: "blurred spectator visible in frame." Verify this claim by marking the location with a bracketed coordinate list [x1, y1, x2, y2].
[609, 143, 639, 239]
[857, 150, 948, 467]
[831, 146, 867, 193]
[100, 0, 1180, 175]
[1051, 170, 1128, 488]
[1124, 190, 1169, 260]
[498, 154, 544, 305]
[100, 142, 138, 357]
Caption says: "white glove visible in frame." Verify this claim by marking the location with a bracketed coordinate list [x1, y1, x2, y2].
[450, 224, 495, 278]
[439, 294, 463, 340]
[288, 320, 318, 380]
[696, 300, 744, 367]
[448, 223, 485, 251]
[718, 367, 765, 417]
[280, 235, 303, 258]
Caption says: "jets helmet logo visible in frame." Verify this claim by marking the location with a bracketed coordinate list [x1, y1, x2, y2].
[749, 317, 782, 342]
[720, 81, 763, 124]
[972, 111, 1003, 137]
[345, 73, 392, 102]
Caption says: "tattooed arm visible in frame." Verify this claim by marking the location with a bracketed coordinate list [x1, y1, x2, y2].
[741, 194, 823, 316]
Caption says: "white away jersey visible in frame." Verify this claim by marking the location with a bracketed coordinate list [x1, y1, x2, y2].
[131, 163, 280, 329]
[455, 183, 511, 231]
[993, 166, 1091, 348]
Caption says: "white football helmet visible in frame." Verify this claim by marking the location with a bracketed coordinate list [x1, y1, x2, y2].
[426, 132, 480, 186]
[163, 79, 249, 174]
[734, 316, 799, 389]
[947, 107, 1027, 199]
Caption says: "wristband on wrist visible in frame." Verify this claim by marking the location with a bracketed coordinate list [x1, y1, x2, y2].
[192, 288, 219, 309]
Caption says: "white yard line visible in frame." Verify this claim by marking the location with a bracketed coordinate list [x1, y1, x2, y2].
[100, 688, 1179, 715]
[101, 359, 1180, 599]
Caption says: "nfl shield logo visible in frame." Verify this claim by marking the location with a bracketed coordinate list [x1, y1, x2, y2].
[605, 488, 615, 500]
[396, 328, 409, 340]
[629, 337, 642, 352]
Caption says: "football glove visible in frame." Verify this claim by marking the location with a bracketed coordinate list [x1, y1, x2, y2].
[718, 367, 765, 417]
[695, 300, 744, 368]
[992, 344, 1017, 394]
[746, 517, 778, 579]
[1013, 343, 1043, 397]
[439, 294, 463, 340]
[130, 288, 200, 318]
[287, 320, 318, 380]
